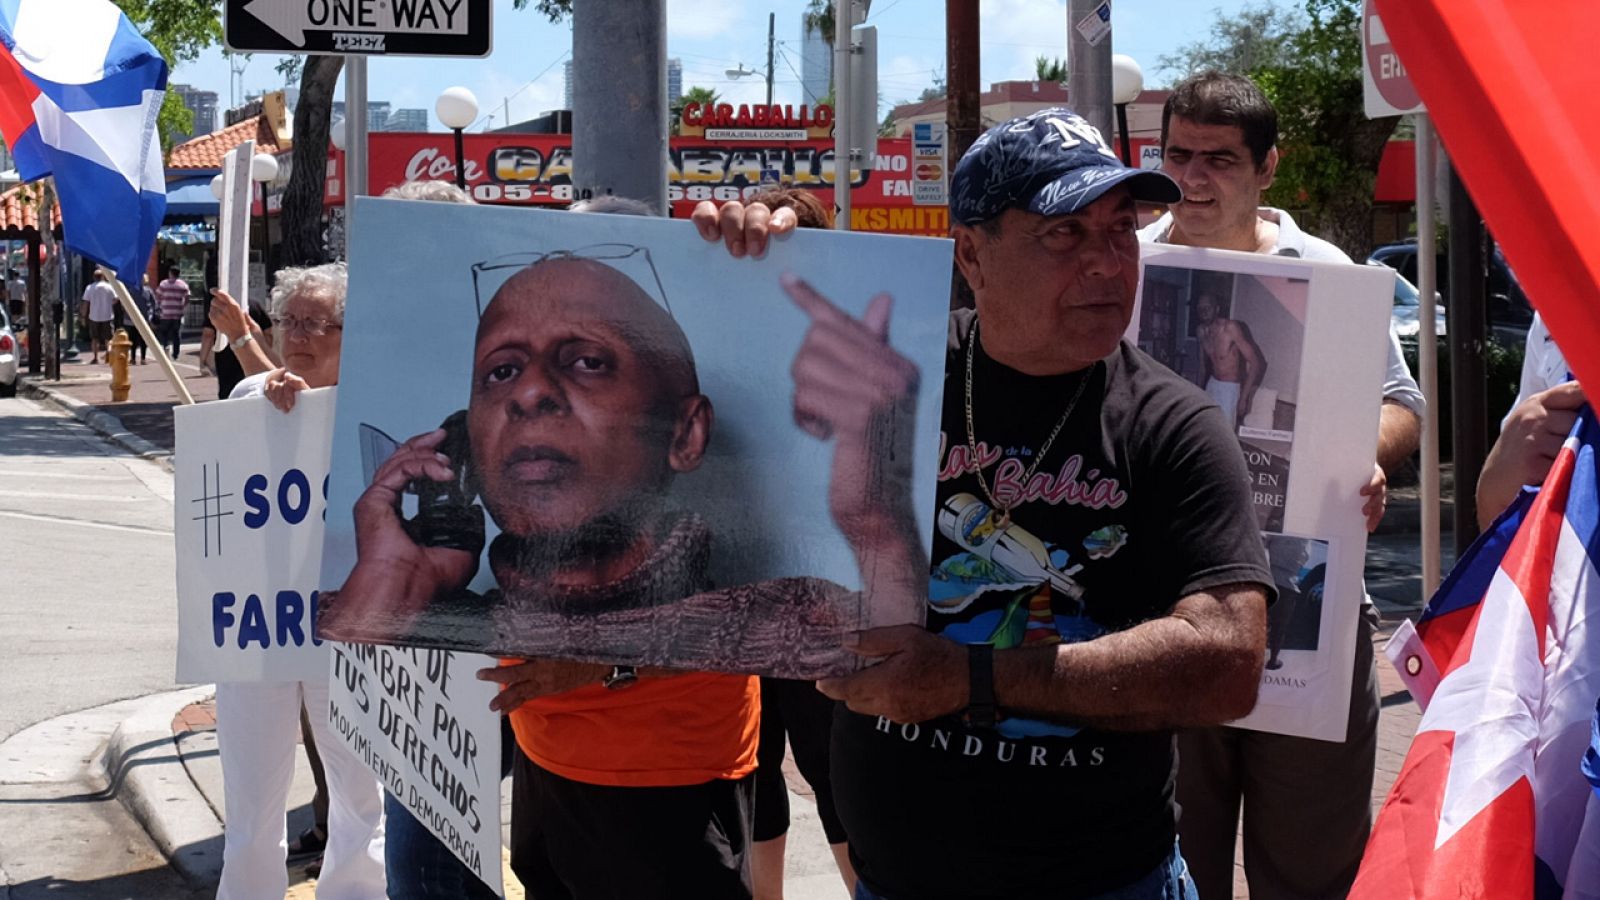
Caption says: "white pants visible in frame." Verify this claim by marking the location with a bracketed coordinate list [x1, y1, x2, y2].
[215, 679, 386, 900]
[1206, 377, 1241, 427]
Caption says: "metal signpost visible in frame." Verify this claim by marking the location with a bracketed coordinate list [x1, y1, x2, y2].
[1362, 0, 1439, 596]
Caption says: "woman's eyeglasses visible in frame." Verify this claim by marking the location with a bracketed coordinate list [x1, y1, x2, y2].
[272, 315, 343, 336]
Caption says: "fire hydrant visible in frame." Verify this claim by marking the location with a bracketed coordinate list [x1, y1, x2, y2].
[109, 328, 132, 402]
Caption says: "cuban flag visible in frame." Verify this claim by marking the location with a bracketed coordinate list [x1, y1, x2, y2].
[1354, 410, 1600, 899]
[0, 0, 167, 285]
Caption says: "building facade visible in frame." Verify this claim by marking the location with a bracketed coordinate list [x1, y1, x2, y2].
[799, 13, 830, 104]
[170, 83, 219, 142]
[384, 108, 429, 132]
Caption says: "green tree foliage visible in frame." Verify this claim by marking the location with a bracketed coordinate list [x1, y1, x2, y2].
[804, 0, 836, 47]
[512, 0, 574, 22]
[671, 86, 720, 136]
[112, 0, 223, 147]
[1254, 0, 1397, 259]
[1034, 56, 1067, 83]
[1160, 0, 1397, 259]
[1156, 2, 1302, 83]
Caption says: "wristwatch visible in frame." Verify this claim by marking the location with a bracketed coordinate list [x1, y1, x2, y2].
[232, 331, 256, 348]
[965, 644, 997, 729]
[602, 665, 638, 690]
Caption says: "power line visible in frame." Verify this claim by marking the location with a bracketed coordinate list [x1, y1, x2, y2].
[473, 50, 570, 130]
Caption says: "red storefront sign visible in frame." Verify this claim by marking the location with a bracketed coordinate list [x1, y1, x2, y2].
[326, 132, 1166, 236]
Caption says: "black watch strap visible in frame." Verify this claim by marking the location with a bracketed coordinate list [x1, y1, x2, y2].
[966, 643, 997, 729]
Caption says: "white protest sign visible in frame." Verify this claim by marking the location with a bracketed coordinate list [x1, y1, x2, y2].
[214, 142, 255, 352]
[327, 644, 503, 895]
[219, 142, 252, 308]
[1129, 244, 1393, 742]
[175, 389, 336, 682]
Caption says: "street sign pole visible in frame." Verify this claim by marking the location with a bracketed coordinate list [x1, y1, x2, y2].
[1415, 115, 1440, 596]
[346, 55, 367, 264]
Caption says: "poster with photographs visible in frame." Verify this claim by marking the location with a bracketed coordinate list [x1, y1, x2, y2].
[316, 198, 953, 682]
[1131, 244, 1394, 742]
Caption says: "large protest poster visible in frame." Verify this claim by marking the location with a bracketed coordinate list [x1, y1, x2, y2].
[1131, 244, 1394, 742]
[174, 390, 336, 682]
[316, 198, 953, 680]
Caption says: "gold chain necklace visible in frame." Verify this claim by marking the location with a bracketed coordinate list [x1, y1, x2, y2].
[963, 319, 1095, 530]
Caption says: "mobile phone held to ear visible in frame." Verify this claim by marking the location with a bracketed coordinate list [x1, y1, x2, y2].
[405, 409, 486, 557]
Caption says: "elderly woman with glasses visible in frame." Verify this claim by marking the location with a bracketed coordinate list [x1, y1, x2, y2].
[212, 262, 387, 900]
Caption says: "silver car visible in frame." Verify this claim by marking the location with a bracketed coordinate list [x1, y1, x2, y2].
[0, 304, 17, 397]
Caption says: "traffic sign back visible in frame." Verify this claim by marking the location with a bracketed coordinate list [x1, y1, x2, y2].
[225, 0, 492, 57]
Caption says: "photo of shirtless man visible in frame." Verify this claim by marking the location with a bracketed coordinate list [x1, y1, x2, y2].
[1195, 291, 1267, 428]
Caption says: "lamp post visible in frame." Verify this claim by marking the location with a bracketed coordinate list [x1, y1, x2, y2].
[1110, 54, 1144, 167]
[250, 152, 279, 280]
[435, 87, 479, 191]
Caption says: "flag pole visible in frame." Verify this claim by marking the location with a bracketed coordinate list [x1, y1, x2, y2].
[97, 265, 194, 406]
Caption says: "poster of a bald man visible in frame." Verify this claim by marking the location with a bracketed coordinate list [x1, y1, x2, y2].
[316, 199, 953, 682]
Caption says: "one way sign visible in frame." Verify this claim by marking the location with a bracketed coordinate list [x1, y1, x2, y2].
[226, 0, 492, 57]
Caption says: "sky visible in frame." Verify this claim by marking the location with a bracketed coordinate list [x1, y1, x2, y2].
[177, 0, 1265, 132]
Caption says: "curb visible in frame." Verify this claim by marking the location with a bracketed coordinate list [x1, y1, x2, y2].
[96, 686, 221, 886]
[18, 375, 174, 471]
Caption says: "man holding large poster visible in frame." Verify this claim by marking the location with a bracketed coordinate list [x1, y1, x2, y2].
[1139, 71, 1425, 900]
[701, 108, 1275, 899]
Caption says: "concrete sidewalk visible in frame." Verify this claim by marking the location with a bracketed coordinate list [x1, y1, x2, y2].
[21, 352, 1438, 900]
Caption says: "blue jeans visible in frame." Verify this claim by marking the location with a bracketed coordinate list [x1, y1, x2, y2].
[853, 842, 1199, 900]
[384, 791, 499, 900]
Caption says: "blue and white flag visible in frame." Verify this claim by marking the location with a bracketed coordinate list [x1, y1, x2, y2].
[0, 0, 167, 285]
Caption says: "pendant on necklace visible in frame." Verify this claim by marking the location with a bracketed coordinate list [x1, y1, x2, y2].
[996, 509, 1012, 531]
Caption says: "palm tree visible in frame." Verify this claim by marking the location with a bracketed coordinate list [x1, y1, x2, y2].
[805, 0, 837, 88]
[671, 86, 721, 136]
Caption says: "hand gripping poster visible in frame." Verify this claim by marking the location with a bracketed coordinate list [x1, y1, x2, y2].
[1131, 243, 1394, 742]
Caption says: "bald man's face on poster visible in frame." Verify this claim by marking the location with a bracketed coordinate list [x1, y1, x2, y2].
[468, 258, 711, 541]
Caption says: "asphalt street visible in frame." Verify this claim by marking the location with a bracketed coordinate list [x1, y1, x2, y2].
[0, 395, 201, 898]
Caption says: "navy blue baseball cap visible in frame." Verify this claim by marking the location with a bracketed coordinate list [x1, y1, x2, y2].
[950, 107, 1181, 226]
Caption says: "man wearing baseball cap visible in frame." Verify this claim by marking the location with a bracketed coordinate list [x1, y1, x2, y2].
[695, 107, 1273, 899]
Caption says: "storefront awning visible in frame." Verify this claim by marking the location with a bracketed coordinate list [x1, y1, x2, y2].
[158, 222, 215, 245]
[166, 176, 219, 217]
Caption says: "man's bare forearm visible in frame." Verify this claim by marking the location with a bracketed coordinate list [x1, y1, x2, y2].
[991, 584, 1267, 730]
[1376, 400, 1422, 472]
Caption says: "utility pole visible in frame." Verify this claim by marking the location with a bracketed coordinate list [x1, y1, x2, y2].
[832, 0, 855, 230]
[1066, 0, 1113, 142]
[766, 12, 776, 107]
[946, 0, 980, 162]
[573, 0, 668, 214]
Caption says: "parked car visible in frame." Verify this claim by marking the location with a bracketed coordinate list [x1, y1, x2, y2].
[0, 304, 18, 397]
[1379, 263, 1447, 342]
[1366, 239, 1533, 346]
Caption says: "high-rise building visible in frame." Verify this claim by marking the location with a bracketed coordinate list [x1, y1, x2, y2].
[564, 60, 574, 111]
[799, 14, 831, 104]
[170, 82, 219, 141]
[385, 108, 429, 132]
[668, 57, 683, 104]
[367, 101, 392, 133]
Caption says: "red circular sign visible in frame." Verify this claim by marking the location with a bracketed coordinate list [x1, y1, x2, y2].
[1365, 5, 1422, 111]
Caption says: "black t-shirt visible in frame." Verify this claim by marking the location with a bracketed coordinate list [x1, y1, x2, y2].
[830, 334, 1273, 899]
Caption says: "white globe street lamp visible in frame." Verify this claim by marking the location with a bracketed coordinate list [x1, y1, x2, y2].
[1110, 54, 1145, 166]
[435, 86, 479, 190]
[251, 152, 279, 275]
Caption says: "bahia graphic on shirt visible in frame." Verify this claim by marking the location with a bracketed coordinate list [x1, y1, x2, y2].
[930, 488, 1129, 740]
